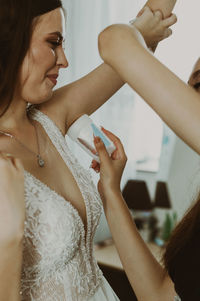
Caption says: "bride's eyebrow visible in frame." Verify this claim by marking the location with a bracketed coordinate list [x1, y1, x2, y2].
[47, 31, 64, 42]
[192, 70, 200, 81]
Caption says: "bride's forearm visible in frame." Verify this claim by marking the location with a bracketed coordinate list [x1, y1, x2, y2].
[103, 190, 175, 301]
[99, 24, 200, 155]
[139, 0, 177, 51]
[142, 0, 177, 18]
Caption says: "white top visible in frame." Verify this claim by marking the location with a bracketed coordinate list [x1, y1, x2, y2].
[20, 109, 119, 301]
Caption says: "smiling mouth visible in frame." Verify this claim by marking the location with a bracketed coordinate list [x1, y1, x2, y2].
[47, 75, 58, 86]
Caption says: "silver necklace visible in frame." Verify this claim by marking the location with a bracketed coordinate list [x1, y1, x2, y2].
[0, 122, 45, 167]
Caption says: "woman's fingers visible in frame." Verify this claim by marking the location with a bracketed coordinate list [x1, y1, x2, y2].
[101, 127, 119, 144]
[164, 28, 173, 39]
[154, 10, 163, 21]
[91, 128, 127, 169]
[91, 159, 98, 169]
[137, 6, 153, 18]
[136, 7, 145, 18]
[90, 159, 100, 173]
[94, 136, 110, 164]
[162, 13, 177, 27]
[13, 157, 24, 173]
[0, 152, 13, 166]
[0, 152, 24, 172]
[101, 127, 126, 160]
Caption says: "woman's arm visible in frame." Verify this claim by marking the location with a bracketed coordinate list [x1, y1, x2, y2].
[0, 236, 24, 301]
[93, 131, 176, 301]
[101, 191, 175, 301]
[0, 154, 25, 300]
[39, 0, 177, 134]
[98, 24, 200, 155]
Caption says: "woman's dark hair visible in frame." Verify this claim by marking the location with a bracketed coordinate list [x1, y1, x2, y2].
[0, 0, 62, 115]
[163, 194, 200, 298]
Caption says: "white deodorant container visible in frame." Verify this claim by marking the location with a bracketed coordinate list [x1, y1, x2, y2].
[67, 114, 116, 163]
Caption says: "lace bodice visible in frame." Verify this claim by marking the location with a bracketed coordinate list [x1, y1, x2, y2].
[21, 109, 104, 300]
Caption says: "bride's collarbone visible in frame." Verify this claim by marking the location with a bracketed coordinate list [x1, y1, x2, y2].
[0, 136, 88, 227]
[0, 129, 38, 159]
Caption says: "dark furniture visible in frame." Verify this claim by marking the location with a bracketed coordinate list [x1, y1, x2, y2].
[98, 263, 138, 301]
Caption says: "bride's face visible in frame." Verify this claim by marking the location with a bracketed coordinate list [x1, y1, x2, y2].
[20, 8, 68, 104]
[188, 58, 200, 92]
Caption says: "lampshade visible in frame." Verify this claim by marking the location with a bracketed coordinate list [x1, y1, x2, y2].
[122, 180, 153, 210]
[154, 181, 171, 209]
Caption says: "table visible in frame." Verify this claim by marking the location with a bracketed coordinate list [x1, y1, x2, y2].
[94, 240, 163, 270]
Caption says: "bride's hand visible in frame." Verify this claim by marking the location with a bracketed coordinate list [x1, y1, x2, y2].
[0, 153, 25, 242]
[91, 128, 127, 201]
[131, 6, 177, 49]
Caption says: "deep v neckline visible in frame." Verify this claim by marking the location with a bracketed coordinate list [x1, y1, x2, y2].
[27, 108, 90, 244]
[24, 170, 87, 239]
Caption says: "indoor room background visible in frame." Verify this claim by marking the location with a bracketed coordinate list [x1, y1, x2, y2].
[56, 0, 200, 242]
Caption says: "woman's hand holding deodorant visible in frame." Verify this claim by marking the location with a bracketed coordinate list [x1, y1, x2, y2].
[67, 115, 116, 163]
[92, 128, 127, 201]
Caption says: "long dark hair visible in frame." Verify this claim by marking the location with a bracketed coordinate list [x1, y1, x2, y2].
[0, 0, 62, 115]
[163, 194, 200, 297]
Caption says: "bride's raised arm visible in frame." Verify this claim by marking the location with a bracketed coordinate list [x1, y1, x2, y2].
[98, 19, 200, 155]
[42, 0, 178, 134]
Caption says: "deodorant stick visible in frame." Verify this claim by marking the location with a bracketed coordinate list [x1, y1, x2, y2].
[67, 114, 116, 163]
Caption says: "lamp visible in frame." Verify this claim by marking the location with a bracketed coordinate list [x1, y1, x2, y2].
[122, 180, 155, 242]
[153, 181, 173, 246]
[122, 180, 153, 211]
[154, 181, 171, 209]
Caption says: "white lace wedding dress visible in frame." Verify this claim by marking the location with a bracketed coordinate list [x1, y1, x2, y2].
[20, 109, 119, 301]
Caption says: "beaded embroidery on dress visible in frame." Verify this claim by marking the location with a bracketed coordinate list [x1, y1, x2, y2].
[21, 108, 120, 301]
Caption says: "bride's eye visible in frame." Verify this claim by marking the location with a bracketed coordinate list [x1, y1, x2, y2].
[194, 82, 200, 91]
[48, 40, 62, 50]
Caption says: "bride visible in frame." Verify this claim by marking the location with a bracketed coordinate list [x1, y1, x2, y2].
[0, 0, 176, 300]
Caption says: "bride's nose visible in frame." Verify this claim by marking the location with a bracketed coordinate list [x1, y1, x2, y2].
[56, 48, 69, 69]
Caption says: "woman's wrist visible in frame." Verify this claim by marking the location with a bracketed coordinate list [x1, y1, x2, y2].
[101, 185, 123, 205]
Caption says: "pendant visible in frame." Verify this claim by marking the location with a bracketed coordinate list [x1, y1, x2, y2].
[37, 155, 45, 168]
